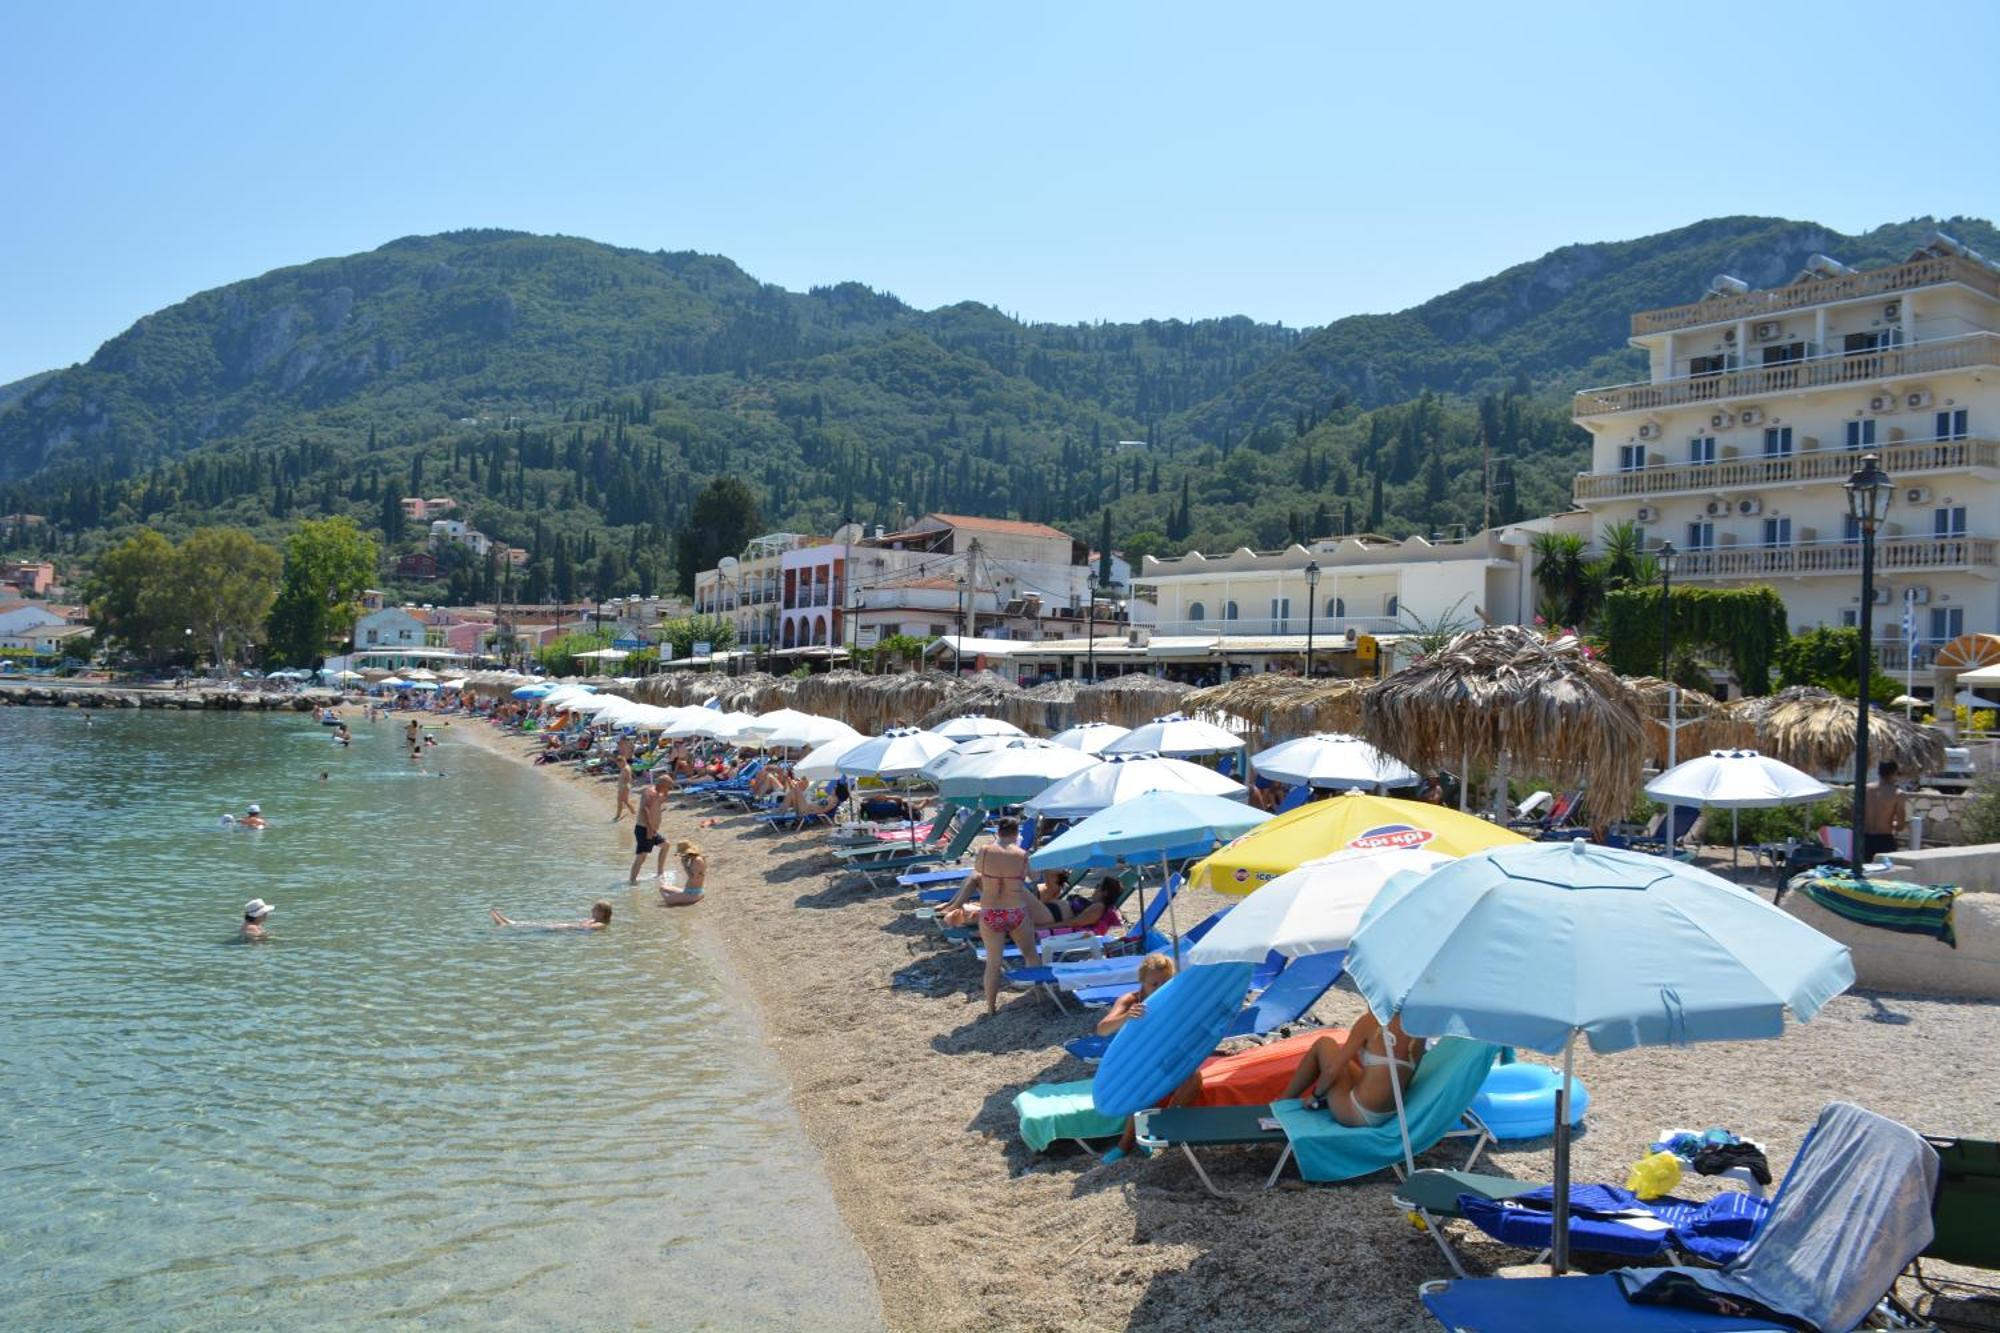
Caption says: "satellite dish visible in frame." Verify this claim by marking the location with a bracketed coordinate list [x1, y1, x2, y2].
[718, 556, 739, 572]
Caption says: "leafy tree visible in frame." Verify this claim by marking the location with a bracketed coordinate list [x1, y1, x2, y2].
[656, 613, 738, 660]
[535, 628, 613, 675]
[85, 529, 178, 660]
[1774, 626, 1899, 704]
[266, 517, 378, 665]
[1096, 508, 1113, 586]
[174, 528, 282, 668]
[379, 487, 405, 546]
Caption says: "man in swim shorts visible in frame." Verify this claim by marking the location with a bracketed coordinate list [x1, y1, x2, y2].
[629, 773, 672, 884]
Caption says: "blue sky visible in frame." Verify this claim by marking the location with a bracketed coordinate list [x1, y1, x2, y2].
[3, 0, 1996, 384]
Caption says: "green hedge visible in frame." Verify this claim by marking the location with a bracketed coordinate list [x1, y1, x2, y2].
[1602, 585, 1789, 695]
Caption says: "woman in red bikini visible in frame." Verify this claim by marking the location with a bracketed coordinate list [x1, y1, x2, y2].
[974, 817, 1042, 1016]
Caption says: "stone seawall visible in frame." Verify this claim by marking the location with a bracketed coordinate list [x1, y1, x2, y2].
[0, 683, 344, 712]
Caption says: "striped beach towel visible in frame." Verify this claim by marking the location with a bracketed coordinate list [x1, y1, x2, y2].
[1792, 869, 1959, 948]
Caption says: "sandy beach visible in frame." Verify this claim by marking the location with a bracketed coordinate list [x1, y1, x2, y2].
[454, 721, 1999, 1332]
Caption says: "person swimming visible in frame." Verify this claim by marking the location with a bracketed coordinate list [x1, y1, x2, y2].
[490, 902, 611, 931]
[237, 804, 267, 829]
[240, 898, 274, 941]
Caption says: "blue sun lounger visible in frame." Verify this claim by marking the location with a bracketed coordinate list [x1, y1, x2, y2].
[1060, 948, 1343, 1060]
[1132, 1037, 1500, 1197]
[1418, 1101, 1939, 1333]
[979, 877, 1182, 973]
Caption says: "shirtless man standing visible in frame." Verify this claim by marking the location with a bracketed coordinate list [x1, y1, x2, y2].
[629, 773, 672, 884]
[1863, 761, 1909, 862]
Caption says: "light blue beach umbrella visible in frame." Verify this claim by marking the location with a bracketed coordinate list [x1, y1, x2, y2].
[510, 683, 552, 699]
[1030, 791, 1272, 967]
[1346, 838, 1854, 1273]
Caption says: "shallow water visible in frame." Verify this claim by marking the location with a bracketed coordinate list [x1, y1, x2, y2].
[0, 707, 880, 1330]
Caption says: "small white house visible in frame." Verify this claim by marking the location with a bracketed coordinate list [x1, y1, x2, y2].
[353, 607, 427, 651]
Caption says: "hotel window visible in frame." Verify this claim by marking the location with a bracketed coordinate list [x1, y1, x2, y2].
[1934, 506, 1968, 538]
[1688, 354, 1727, 377]
[1761, 341, 1805, 366]
[1224, 601, 1240, 621]
[1762, 426, 1793, 457]
[1762, 517, 1792, 547]
[1385, 595, 1399, 618]
[1930, 608, 1965, 642]
[1187, 601, 1205, 622]
[1840, 609, 1859, 628]
[1844, 419, 1875, 450]
[1326, 596, 1345, 619]
[1688, 436, 1716, 465]
[1936, 409, 1969, 440]
[1843, 330, 1897, 354]
[1269, 597, 1291, 628]
[1685, 521, 1715, 550]
[1618, 444, 1648, 472]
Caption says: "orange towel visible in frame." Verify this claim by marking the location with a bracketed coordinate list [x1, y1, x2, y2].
[1191, 1028, 1346, 1108]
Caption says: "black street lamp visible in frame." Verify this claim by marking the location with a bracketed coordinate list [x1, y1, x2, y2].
[1845, 453, 1895, 875]
[1656, 541, 1680, 680]
[955, 572, 968, 643]
[1085, 579, 1096, 684]
[1303, 560, 1321, 678]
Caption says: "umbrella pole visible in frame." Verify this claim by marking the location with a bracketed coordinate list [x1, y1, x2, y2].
[1385, 1019, 1416, 1177]
[1732, 808, 1740, 868]
[1457, 748, 1469, 812]
[1551, 1032, 1576, 1275]
[1162, 852, 1180, 964]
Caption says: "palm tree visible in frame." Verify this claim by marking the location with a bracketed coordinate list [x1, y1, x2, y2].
[1593, 520, 1658, 593]
[1529, 531, 1593, 627]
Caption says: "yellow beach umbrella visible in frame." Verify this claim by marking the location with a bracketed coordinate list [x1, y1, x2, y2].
[1190, 792, 1527, 896]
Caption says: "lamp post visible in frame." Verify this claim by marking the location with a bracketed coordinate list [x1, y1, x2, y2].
[1845, 453, 1895, 875]
[1655, 541, 1679, 680]
[1303, 560, 1321, 678]
[955, 572, 968, 646]
[1085, 579, 1096, 685]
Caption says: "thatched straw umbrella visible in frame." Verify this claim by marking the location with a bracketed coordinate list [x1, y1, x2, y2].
[1359, 625, 1648, 827]
[1070, 675, 1195, 729]
[1623, 676, 1734, 769]
[1182, 676, 1367, 741]
[1748, 687, 1947, 777]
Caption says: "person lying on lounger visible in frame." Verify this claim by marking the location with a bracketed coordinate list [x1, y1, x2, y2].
[1277, 1011, 1424, 1128]
[1030, 874, 1122, 933]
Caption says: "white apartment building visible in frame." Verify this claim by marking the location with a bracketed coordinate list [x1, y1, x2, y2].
[692, 532, 810, 649]
[1572, 236, 2000, 673]
[428, 519, 492, 558]
[1133, 524, 1565, 677]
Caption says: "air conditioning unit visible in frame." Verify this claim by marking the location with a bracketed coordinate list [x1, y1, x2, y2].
[1906, 486, 1934, 505]
[1635, 505, 1659, 524]
[1709, 411, 1735, 430]
[1753, 321, 1783, 341]
[1739, 407, 1765, 425]
[1737, 498, 1763, 516]
[1907, 586, 1932, 605]
[1126, 627, 1150, 648]
[1637, 422, 1662, 441]
[1872, 587, 1894, 605]
[1722, 328, 1739, 344]
[1883, 301, 1901, 321]
[1704, 499, 1730, 517]
[1868, 393, 1897, 413]
[1906, 390, 1934, 410]
[1718, 533, 1740, 546]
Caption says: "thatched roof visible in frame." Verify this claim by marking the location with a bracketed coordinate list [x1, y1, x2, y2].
[1359, 625, 1648, 826]
[1181, 676, 1366, 741]
[1739, 687, 1948, 776]
[1623, 676, 1741, 767]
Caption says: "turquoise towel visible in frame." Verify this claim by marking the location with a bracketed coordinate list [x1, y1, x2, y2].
[1271, 1038, 1500, 1182]
[1013, 1079, 1123, 1152]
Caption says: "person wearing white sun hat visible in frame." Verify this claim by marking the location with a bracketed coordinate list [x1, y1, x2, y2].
[240, 899, 274, 942]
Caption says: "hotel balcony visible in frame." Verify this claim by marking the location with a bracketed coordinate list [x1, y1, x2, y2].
[1574, 437, 2000, 502]
[1671, 536, 1997, 581]
[1573, 333, 2000, 418]
[1630, 252, 2000, 337]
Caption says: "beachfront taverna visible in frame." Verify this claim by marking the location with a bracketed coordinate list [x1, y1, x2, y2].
[1573, 234, 2000, 677]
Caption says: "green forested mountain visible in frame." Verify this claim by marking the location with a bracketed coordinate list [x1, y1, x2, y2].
[1, 215, 1990, 600]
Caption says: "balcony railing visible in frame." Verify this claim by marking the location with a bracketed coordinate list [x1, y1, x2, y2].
[1574, 437, 2000, 501]
[1574, 334, 2000, 418]
[1673, 536, 1997, 580]
[1630, 253, 2000, 337]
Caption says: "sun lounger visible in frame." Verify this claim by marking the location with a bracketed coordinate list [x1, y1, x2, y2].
[1132, 1037, 1500, 1196]
[982, 877, 1183, 977]
[1060, 948, 1341, 1060]
[841, 812, 986, 890]
[1911, 1134, 2000, 1301]
[1417, 1101, 1939, 1333]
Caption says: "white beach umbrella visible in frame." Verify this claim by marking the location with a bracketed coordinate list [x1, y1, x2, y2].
[563, 693, 620, 714]
[736, 708, 822, 745]
[919, 734, 1058, 782]
[1050, 721, 1132, 755]
[378, 676, 410, 689]
[403, 668, 438, 681]
[934, 741, 1101, 804]
[1186, 847, 1453, 965]
[687, 710, 760, 742]
[835, 727, 961, 780]
[928, 714, 1027, 742]
[1645, 748, 1832, 864]
[1024, 752, 1246, 820]
[1252, 732, 1420, 791]
[795, 733, 870, 782]
[1102, 712, 1246, 759]
[663, 707, 727, 739]
[439, 678, 469, 690]
[762, 714, 861, 750]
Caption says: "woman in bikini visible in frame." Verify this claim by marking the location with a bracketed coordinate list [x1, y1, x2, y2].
[658, 840, 707, 907]
[974, 817, 1042, 1016]
[1278, 1011, 1424, 1127]
[1029, 875, 1122, 935]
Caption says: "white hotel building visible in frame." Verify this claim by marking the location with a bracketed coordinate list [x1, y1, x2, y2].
[1572, 237, 2000, 674]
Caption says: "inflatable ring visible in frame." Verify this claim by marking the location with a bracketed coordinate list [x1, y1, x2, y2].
[1471, 1061, 1590, 1141]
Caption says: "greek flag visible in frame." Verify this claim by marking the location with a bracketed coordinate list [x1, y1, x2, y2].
[1901, 589, 1919, 646]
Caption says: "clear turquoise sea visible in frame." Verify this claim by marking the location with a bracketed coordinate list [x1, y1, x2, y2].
[0, 706, 880, 1330]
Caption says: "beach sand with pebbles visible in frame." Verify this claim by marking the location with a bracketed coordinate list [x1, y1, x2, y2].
[455, 721, 2000, 1332]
